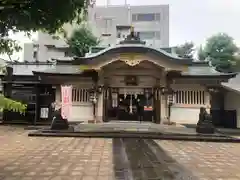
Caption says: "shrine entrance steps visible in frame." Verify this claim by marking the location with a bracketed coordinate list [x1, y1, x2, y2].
[28, 122, 240, 143]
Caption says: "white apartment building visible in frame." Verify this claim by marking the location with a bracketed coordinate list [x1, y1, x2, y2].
[88, 5, 169, 47]
[22, 4, 169, 62]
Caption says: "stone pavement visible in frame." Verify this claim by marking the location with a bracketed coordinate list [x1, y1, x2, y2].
[158, 141, 240, 180]
[0, 126, 240, 179]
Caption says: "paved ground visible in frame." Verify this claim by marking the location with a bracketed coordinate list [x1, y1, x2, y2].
[1, 126, 240, 179]
[75, 122, 196, 134]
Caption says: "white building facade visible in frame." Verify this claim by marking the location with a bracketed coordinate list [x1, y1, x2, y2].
[88, 5, 169, 47]
[22, 4, 169, 62]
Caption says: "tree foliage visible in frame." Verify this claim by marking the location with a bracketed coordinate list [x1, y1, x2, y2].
[201, 33, 239, 72]
[0, 0, 93, 55]
[0, 0, 93, 113]
[0, 95, 26, 113]
[174, 42, 195, 58]
[67, 26, 100, 57]
[197, 45, 206, 61]
[0, 65, 26, 113]
[231, 53, 240, 72]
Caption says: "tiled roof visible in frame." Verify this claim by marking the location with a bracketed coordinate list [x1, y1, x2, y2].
[4, 61, 236, 78]
[77, 44, 192, 64]
[182, 66, 236, 76]
[10, 64, 54, 75]
[33, 64, 235, 77]
[33, 65, 83, 75]
[222, 73, 240, 92]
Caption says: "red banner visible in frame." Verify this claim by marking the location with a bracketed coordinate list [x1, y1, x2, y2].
[61, 85, 72, 119]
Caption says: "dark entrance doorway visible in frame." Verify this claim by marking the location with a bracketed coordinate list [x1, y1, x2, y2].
[117, 94, 143, 121]
[105, 88, 156, 122]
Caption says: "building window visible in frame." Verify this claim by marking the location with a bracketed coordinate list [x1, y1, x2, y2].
[117, 32, 121, 38]
[33, 51, 38, 58]
[138, 31, 161, 39]
[64, 51, 72, 57]
[132, 13, 160, 22]
[72, 88, 89, 103]
[174, 90, 205, 105]
[33, 44, 39, 48]
[155, 31, 160, 39]
[99, 18, 113, 34]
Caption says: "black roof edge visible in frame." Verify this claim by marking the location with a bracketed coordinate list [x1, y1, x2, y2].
[116, 25, 131, 30]
[181, 73, 237, 78]
[191, 61, 209, 65]
[8, 61, 55, 65]
[45, 44, 69, 49]
[32, 70, 96, 77]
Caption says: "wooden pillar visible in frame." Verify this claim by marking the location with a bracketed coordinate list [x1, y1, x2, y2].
[154, 87, 161, 124]
[165, 73, 172, 122]
[154, 78, 161, 124]
[102, 86, 109, 122]
[102, 77, 109, 122]
[34, 84, 40, 125]
[207, 86, 224, 126]
[92, 71, 99, 122]
[3, 67, 13, 122]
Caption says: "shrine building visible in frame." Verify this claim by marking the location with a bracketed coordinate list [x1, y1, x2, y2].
[1, 30, 238, 127]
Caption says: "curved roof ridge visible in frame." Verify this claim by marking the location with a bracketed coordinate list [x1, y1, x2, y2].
[83, 43, 192, 61]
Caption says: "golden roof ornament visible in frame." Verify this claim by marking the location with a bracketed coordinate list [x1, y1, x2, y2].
[130, 25, 135, 38]
[119, 25, 146, 45]
[130, 25, 134, 33]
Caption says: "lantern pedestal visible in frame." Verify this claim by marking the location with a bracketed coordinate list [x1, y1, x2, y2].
[51, 109, 69, 130]
[196, 107, 215, 134]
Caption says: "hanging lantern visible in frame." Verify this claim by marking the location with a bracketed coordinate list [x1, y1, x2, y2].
[134, 92, 137, 99]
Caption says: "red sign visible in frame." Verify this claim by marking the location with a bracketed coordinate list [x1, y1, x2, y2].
[144, 106, 153, 111]
[61, 85, 72, 119]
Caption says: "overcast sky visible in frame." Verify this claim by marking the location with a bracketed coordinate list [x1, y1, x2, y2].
[2, 0, 240, 60]
[97, 0, 240, 46]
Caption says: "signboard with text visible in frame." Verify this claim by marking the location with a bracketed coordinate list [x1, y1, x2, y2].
[61, 85, 72, 119]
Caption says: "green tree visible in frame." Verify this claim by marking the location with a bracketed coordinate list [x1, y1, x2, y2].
[0, 0, 94, 55]
[0, 0, 92, 113]
[67, 26, 100, 57]
[0, 66, 26, 113]
[232, 52, 240, 72]
[174, 42, 195, 58]
[197, 45, 206, 61]
[202, 33, 239, 72]
[0, 95, 26, 113]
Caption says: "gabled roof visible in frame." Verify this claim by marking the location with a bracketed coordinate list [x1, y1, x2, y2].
[32, 64, 236, 78]
[222, 73, 240, 92]
[0, 60, 235, 79]
[182, 66, 236, 77]
[6, 61, 55, 76]
[57, 44, 194, 65]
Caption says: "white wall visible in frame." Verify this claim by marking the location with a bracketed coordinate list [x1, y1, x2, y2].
[23, 43, 67, 62]
[171, 107, 200, 124]
[55, 83, 94, 123]
[170, 83, 209, 125]
[23, 43, 35, 62]
[224, 90, 240, 128]
[88, 5, 169, 47]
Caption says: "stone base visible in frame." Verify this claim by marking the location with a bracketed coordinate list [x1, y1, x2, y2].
[88, 120, 102, 124]
[50, 109, 69, 130]
[51, 119, 69, 130]
[163, 121, 176, 125]
[196, 124, 215, 134]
